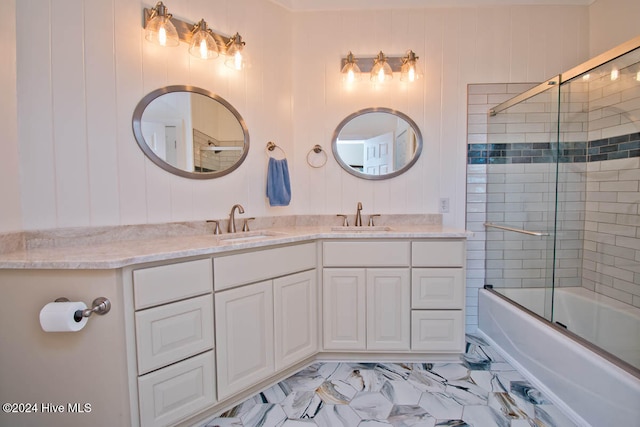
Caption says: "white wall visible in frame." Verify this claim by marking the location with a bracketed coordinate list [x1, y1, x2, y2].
[589, 0, 640, 57]
[291, 6, 589, 228]
[0, 0, 22, 233]
[10, 0, 292, 232]
[2, 2, 594, 232]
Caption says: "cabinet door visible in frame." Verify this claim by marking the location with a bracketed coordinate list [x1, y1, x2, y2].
[323, 268, 366, 350]
[135, 294, 214, 375]
[366, 269, 410, 350]
[412, 268, 464, 309]
[215, 281, 274, 400]
[411, 310, 464, 352]
[138, 351, 216, 427]
[274, 270, 318, 370]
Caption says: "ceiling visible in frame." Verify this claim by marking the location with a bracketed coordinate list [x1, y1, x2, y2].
[270, 0, 594, 11]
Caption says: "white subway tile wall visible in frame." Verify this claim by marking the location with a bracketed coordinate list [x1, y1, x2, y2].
[584, 157, 640, 308]
[466, 64, 640, 331]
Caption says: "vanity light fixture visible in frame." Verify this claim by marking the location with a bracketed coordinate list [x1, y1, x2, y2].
[371, 51, 393, 82]
[189, 19, 219, 60]
[340, 50, 421, 84]
[144, 1, 179, 47]
[341, 51, 362, 83]
[224, 33, 247, 70]
[143, 2, 247, 69]
[400, 50, 422, 82]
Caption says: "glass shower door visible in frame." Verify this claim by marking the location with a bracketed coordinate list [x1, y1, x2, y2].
[484, 80, 561, 321]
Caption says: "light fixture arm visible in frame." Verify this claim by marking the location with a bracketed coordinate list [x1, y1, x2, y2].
[191, 19, 210, 35]
[339, 52, 407, 73]
[402, 50, 419, 65]
[226, 33, 245, 51]
[147, 1, 170, 21]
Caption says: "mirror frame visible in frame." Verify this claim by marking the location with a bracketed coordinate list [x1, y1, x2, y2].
[331, 107, 423, 180]
[132, 85, 250, 179]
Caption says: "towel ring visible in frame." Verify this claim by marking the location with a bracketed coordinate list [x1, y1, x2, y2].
[306, 144, 327, 168]
[266, 141, 287, 159]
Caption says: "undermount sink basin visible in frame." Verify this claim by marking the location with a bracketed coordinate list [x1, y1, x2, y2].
[217, 230, 286, 243]
[331, 226, 393, 232]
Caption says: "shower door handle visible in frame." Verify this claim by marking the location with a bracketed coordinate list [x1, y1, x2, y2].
[484, 223, 550, 237]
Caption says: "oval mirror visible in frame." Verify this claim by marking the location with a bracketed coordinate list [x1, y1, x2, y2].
[331, 107, 423, 180]
[132, 85, 249, 179]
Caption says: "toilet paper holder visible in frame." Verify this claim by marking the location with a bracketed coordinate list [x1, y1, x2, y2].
[54, 297, 111, 322]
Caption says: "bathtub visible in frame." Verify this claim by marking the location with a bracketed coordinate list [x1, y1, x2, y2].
[478, 287, 640, 427]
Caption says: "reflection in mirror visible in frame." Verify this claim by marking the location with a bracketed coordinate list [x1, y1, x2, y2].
[332, 108, 422, 180]
[132, 85, 249, 179]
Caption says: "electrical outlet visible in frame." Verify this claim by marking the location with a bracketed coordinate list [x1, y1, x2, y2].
[439, 198, 450, 213]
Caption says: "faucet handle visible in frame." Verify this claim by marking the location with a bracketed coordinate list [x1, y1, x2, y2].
[367, 214, 380, 227]
[242, 217, 255, 232]
[206, 220, 222, 234]
[336, 214, 349, 227]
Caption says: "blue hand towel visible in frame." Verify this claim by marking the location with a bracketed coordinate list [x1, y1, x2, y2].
[266, 157, 291, 206]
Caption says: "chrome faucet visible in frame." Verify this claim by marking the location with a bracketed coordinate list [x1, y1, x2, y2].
[355, 202, 363, 226]
[228, 204, 245, 233]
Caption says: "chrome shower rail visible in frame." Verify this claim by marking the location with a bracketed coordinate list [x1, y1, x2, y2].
[484, 222, 550, 236]
[489, 34, 640, 117]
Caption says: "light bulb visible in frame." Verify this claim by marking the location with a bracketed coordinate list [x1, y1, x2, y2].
[407, 66, 416, 82]
[158, 26, 167, 46]
[346, 69, 356, 83]
[611, 68, 619, 81]
[199, 39, 207, 58]
[232, 51, 243, 70]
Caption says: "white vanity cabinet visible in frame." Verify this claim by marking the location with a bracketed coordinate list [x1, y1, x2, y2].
[213, 243, 317, 401]
[322, 241, 411, 351]
[132, 258, 216, 427]
[322, 239, 466, 354]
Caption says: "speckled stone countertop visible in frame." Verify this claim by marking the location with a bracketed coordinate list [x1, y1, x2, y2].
[0, 215, 471, 269]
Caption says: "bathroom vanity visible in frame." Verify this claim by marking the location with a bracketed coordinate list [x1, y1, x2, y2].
[0, 219, 468, 427]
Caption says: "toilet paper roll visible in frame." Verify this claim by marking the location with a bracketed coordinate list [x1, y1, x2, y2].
[39, 301, 89, 332]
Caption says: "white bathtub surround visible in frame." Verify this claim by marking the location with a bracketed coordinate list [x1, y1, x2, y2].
[496, 286, 640, 370]
[479, 289, 640, 427]
[203, 335, 579, 427]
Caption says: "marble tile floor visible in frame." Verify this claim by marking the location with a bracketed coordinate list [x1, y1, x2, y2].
[203, 335, 578, 427]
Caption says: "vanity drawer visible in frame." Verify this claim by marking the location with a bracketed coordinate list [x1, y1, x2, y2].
[411, 268, 464, 309]
[133, 258, 213, 310]
[138, 350, 216, 427]
[135, 294, 214, 375]
[323, 241, 410, 267]
[411, 310, 464, 352]
[214, 243, 316, 290]
[412, 240, 465, 267]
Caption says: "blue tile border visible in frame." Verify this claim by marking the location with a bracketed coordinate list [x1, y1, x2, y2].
[467, 132, 640, 164]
